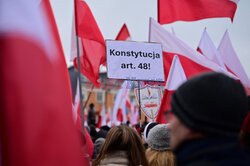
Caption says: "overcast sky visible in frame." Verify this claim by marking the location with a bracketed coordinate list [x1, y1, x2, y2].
[50, 0, 250, 78]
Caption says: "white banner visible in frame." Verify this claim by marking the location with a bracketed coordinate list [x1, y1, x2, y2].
[106, 40, 164, 82]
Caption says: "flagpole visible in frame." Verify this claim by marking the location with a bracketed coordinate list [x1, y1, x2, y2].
[74, 1, 90, 163]
[137, 81, 142, 132]
[83, 84, 94, 111]
[76, 35, 85, 136]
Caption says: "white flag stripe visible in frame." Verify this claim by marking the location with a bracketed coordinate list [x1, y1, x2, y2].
[198, 29, 227, 70]
[149, 17, 238, 80]
[218, 30, 250, 87]
[165, 55, 187, 91]
[0, 0, 56, 60]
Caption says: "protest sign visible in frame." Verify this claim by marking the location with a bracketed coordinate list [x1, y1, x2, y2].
[106, 40, 164, 82]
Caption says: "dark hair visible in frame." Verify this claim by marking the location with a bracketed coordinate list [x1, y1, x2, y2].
[89, 103, 94, 108]
[93, 125, 148, 166]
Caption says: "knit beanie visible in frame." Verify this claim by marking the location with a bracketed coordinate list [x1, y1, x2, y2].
[171, 72, 248, 137]
[147, 124, 170, 151]
[143, 122, 159, 141]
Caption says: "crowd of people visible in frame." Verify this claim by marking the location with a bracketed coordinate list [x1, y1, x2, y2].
[84, 72, 250, 166]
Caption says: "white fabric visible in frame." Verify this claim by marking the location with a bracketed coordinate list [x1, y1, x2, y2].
[148, 17, 238, 80]
[70, 12, 83, 61]
[198, 29, 227, 70]
[130, 101, 139, 126]
[100, 105, 106, 126]
[165, 55, 187, 90]
[112, 81, 128, 125]
[72, 79, 80, 123]
[218, 30, 250, 88]
[0, 0, 56, 60]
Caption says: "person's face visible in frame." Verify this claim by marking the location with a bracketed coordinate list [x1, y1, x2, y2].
[168, 115, 191, 150]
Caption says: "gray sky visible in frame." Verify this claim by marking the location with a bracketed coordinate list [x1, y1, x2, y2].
[50, 0, 250, 78]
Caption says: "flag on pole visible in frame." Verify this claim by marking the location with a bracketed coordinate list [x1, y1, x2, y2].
[218, 30, 250, 88]
[158, 0, 239, 24]
[197, 28, 227, 70]
[156, 55, 187, 123]
[106, 108, 112, 127]
[130, 101, 139, 126]
[112, 81, 130, 125]
[0, 0, 86, 165]
[149, 17, 238, 82]
[116, 24, 131, 41]
[72, 0, 106, 87]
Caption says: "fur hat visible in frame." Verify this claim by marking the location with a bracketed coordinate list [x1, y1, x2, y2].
[171, 72, 248, 137]
[147, 124, 170, 151]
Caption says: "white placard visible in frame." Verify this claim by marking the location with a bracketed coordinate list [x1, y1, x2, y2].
[106, 40, 165, 82]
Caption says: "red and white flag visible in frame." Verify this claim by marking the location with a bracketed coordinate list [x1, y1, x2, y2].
[158, 0, 239, 24]
[156, 55, 187, 123]
[218, 30, 250, 88]
[197, 28, 227, 70]
[149, 17, 238, 82]
[0, 0, 86, 165]
[130, 101, 139, 126]
[71, 0, 106, 87]
[116, 24, 131, 41]
[112, 81, 130, 125]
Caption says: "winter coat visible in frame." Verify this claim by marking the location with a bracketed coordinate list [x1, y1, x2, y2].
[98, 150, 129, 166]
[174, 137, 250, 166]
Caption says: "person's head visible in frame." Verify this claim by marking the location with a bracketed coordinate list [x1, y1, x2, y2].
[93, 138, 105, 158]
[143, 122, 159, 142]
[168, 72, 248, 150]
[146, 124, 175, 166]
[93, 125, 148, 166]
[89, 103, 94, 109]
[146, 148, 175, 166]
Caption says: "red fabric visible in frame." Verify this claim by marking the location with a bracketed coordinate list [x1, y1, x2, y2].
[117, 108, 123, 122]
[163, 52, 211, 81]
[242, 112, 250, 133]
[74, 0, 106, 87]
[0, 0, 86, 165]
[96, 115, 102, 129]
[156, 90, 174, 123]
[158, 0, 238, 24]
[77, 116, 94, 159]
[115, 24, 131, 41]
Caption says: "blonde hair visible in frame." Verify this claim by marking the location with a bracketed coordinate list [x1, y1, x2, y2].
[146, 148, 175, 166]
[93, 125, 148, 166]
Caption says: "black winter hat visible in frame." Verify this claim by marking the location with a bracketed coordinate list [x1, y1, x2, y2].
[171, 72, 248, 137]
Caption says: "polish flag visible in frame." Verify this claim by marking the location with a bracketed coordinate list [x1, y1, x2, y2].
[218, 30, 250, 89]
[197, 28, 227, 70]
[71, 0, 106, 87]
[130, 101, 139, 126]
[116, 24, 131, 41]
[158, 0, 239, 24]
[73, 84, 93, 159]
[106, 108, 112, 127]
[0, 0, 86, 165]
[112, 81, 130, 125]
[156, 55, 187, 123]
[96, 105, 106, 128]
[149, 17, 238, 82]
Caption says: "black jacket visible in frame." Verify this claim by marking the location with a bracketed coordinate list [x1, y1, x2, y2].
[174, 137, 250, 166]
